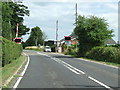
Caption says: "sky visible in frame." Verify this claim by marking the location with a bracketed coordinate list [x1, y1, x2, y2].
[22, 0, 119, 42]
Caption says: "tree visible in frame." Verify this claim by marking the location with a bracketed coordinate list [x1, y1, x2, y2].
[9, 2, 30, 38]
[42, 31, 47, 41]
[26, 26, 44, 46]
[2, 2, 13, 40]
[74, 15, 114, 57]
[2, 2, 30, 40]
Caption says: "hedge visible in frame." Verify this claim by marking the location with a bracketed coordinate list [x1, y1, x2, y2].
[0, 37, 2, 67]
[1, 37, 23, 67]
[64, 46, 79, 57]
[85, 46, 120, 64]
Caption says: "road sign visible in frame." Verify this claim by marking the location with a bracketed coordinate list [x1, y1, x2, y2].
[64, 36, 72, 41]
[13, 37, 22, 44]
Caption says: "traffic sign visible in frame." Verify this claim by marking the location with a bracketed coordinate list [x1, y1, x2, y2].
[13, 37, 22, 44]
[64, 36, 72, 41]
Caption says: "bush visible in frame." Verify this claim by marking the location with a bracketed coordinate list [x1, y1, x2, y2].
[25, 48, 44, 51]
[106, 44, 120, 49]
[62, 44, 67, 53]
[2, 37, 23, 67]
[50, 44, 56, 52]
[85, 46, 120, 63]
[22, 42, 27, 49]
[0, 38, 2, 66]
[64, 46, 79, 57]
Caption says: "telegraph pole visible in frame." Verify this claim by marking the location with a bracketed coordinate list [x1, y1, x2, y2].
[75, 3, 78, 48]
[56, 20, 58, 52]
[118, 2, 120, 44]
[75, 3, 77, 25]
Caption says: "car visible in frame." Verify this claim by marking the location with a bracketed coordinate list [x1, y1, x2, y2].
[44, 46, 51, 52]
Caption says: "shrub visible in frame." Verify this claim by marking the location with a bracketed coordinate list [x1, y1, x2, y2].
[85, 46, 120, 63]
[50, 44, 56, 52]
[25, 48, 44, 51]
[106, 44, 120, 49]
[62, 44, 67, 53]
[0, 37, 2, 66]
[2, 37, 23, 67]
[64, 46, 79, 57]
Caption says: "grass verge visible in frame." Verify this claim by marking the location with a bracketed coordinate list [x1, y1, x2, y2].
[1, 54, 27, 88]
[80, 57, 120, 67]
[25, 48, 44, 52]
[66, 54, 120, 68]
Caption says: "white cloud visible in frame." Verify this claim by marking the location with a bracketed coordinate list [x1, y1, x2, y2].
[106, 3, 118, 10]
[23, 0, 119, 2]
[23, 1, 118, 42]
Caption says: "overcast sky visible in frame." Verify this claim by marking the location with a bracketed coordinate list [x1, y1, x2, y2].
[22, 0, 119, 42]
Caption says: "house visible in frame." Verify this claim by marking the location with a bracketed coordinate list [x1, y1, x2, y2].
[104, 39, 116, 45]
[71, 38, 78, 45]
[60, 37, 116, 46]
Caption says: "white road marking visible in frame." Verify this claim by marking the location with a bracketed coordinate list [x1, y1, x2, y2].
[37, 52, 114, 90]
[13, 54, 30, 88]
[2, 53, 28, 89]
[51, 57, 85, 74]
[88, 76, 114, 90]
[37, 52, 51, 57]
[63, 64, 81, 74]
[37, 52, 85, 74]
[51, 52, 118, 69]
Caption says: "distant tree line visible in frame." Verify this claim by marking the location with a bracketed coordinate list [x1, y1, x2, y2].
[25, 26, 46, 46]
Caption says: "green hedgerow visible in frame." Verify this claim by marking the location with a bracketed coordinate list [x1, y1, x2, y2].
[85, 46, 120, 63]
[2, 37, 23, 67]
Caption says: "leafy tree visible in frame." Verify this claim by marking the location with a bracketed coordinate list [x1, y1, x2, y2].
[2, 2, 13, 40]
[9, 2, 30, 38]
[2, 2, 30, 40]
[74, 15, 114, 57]
[26, 26, 44, 46]
[42, 31, 47, 41]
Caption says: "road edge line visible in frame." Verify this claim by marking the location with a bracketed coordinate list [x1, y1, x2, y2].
[46, 52, 118, 69]
[88, 76, 113, 90]
[79, 58, 118, 69]
[13, 53, 30, 88]
[2, 53, 27, 89]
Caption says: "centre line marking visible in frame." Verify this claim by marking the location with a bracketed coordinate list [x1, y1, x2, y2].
[88, 76, 114, 90]
[37, 52, 85, 74]
[37, 52, 113, 90]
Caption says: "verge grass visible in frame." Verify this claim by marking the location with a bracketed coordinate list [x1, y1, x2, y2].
[80, 57, 120, 67]
[1, 55, 27, 87]
[66, 54, 120, 67]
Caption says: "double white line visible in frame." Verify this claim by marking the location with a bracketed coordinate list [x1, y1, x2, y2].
[37, 52, 84, 74]
[37, 52, 114, 90]
[51, 57, 85, 74]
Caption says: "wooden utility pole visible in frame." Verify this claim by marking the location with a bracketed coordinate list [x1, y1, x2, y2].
[75, 3, 78, 48]
[118, 2, 120, 44]
[56, 20, 58, 52]
[75, 3, 77, 25]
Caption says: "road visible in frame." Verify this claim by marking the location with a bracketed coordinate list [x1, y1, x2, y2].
[16, 50, 119, 89]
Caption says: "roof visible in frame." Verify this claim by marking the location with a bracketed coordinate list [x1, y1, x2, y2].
[104, 39, 116, 44]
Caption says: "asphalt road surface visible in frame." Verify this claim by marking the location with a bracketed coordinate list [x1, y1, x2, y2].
[16, 50, 119, 90]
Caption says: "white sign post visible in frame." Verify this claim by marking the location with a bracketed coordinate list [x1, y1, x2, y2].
[65, 41, 71, 46]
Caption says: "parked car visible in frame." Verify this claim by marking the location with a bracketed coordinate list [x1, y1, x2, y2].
[44, 46, 51, 52]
